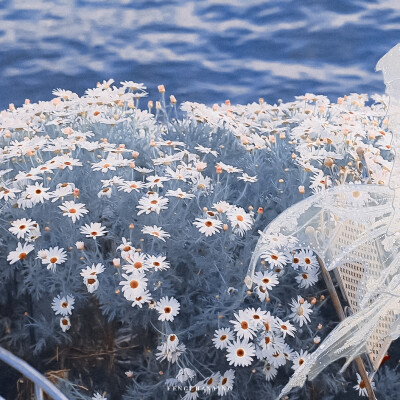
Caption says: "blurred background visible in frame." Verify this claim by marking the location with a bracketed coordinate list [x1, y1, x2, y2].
[0, 0, 399, 110]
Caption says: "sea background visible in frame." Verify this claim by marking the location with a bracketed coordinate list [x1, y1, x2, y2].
[0, 0, 400, 110]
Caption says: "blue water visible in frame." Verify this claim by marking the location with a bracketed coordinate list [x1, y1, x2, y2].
[0, 0, 399, 110]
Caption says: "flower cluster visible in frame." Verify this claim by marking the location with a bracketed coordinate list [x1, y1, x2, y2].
[0, 81, 393, 398]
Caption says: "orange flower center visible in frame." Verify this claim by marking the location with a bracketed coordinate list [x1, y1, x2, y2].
[50, 257, 58, 264]
[19, 252, 27, 259]
[236, 349, 245, 357]
[130, 280, 139, 289]
[164, 306, 172, 313]
[236, 215, 244, 222]
[205, 221, 213, 227]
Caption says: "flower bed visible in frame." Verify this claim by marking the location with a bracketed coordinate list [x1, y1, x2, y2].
[0, 81, 397, 399]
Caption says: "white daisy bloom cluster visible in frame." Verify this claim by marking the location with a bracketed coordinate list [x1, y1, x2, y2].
[0, 81, 393, 398]
[214, 305, 315, 382]
[51, 294, 75, 332]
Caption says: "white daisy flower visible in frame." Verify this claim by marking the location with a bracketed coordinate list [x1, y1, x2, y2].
[141, 225, 170, 242]
[292, 350, 309, 371]
[117, 180, 144, 193]
[230, 310, 256, 341]
[59, 201, 89, 223]
[9, 218, 36, 239]
[226, 206, 254, 236]
[217, 369, 235, 396]
[193, 217, 223, 237]
[353, 373, 375, 397]
[155, 296, 180, 322]
[212, 327, 234, 350]
[39, 246, 67, 272]
[176, 367, 196, 383]
[226, 338, 255, 367]
[80, 263, 105, 293]
[263, 363, 277, 381]
[51, 294, 75, 316]
[122, 252, 149, 273]
[201, 371, 221, 394]
[165, 188, 195, 199]
[295, 267, 319, 288]
[261, 250, 289, 268]
[253, 271, 279, 290]
[25, 182, 51, 204]
[130, 289, 152, 308]
[237, 173, 258, 183]
[274, 318, 296, 338]
[144, 255, 170, 271]
[297, 249, 318, 270]
[7, 242, 35, 264]
[136, 193, 169, 215]
[60, 316, 71, 332]
[80, 222, 108, 240]
[119, 271, 148, 300]
[288, 296, 313, 327]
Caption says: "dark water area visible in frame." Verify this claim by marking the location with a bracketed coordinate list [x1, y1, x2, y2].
[0, 0, 399, 109]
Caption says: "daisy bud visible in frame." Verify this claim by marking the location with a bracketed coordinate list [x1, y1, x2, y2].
[337, 97, 344, 104]
[75, 241, 85, 250]
[292, 153, 297, 159]
[278, 179, 284, 183]
[44, 226, 50, 231]
[248, 205, 254, 211]
[4, 130, 11, 138]
[299, 297, 305, 304]
[259, 97, 264, 104]
[9, 103, 15, 111]
[148, 100, 153, 109]
[313, 336, 321, 344]
[212, 104, 218, 111]
[298, 186, 305, 194]
[52, 98, 61, 106]
[150, 140, 156, 147]
[132, 151, 139, 158]
[279, 132, 286, 139]
[317, 323, 323, 330]
[115, 289, 120, 294]
[311, 297, 317, 305]
[269, 135, 276, 144]
[156, 101, 162, 110]
[158, 85, 165, 93]
[149, 300, 155, 309]
[129, 223, 134, 229]
[265, 297, 270, 303]
[125, 371, 134, 378]
[73, 189, 80, 198]
[128, 101, 135, 109]
[170, 95, 177, 104]
[129, 162, 136, 169]
[223, 224, 229, 231]
[225, 99, 230, 106]
[113, 258, 121, 267]
[216, 165, 223, 174]
[324, 158, 334, 168]
[257, 207, 263, 214]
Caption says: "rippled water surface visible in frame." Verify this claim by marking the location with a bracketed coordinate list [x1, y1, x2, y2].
[1, 0, 400, 109]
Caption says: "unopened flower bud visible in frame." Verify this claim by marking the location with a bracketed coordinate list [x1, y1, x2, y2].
[259, 98, 264, 104]
[75, 241, 85, 250]
[158, 85, 165, 93]
[170, 95, 177, 104]
[317, 323, 323, 330]
[313, 336, 321, 344]
[310, 297, 317, 305]
[212, 104, 218, 111]
[113, 258, 121, 267]
[257, 207, 263, 214]
[216, 165, 223, 174]
[73, 188, 80, 198]
[223, 224, 229, 231]
[225, 100, 230, 106]
[129, 223, 134, 229]
[298, 185, 305, 194]
[324, 158, 334, 168]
